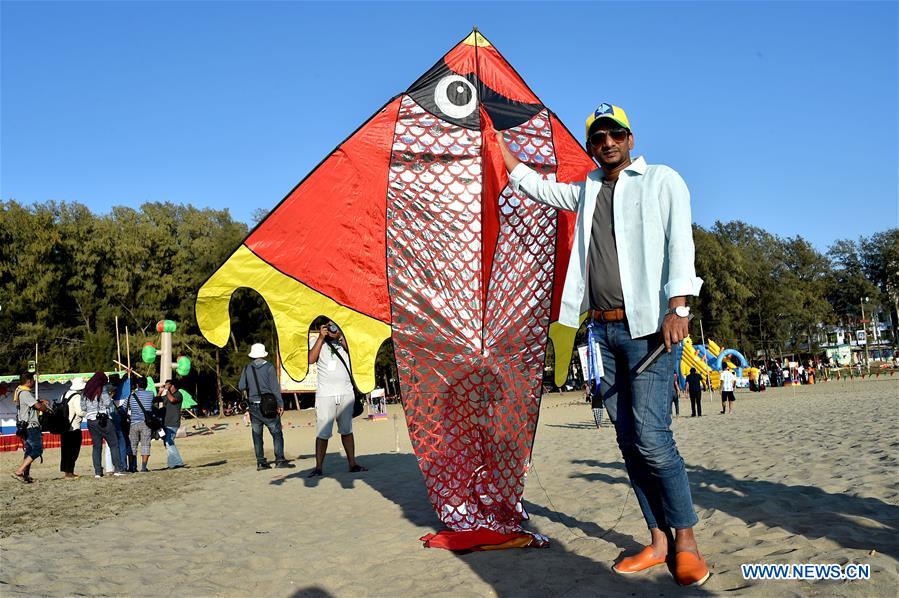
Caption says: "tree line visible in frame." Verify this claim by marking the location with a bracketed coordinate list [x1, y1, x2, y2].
[1, 200, 896, 408]
[691, 222, 898, 360]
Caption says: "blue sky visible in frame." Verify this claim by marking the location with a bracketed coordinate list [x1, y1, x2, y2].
[2, 1, 896, 250]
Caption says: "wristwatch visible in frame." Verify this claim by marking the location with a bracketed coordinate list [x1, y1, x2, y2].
[667, 305, 690, 318]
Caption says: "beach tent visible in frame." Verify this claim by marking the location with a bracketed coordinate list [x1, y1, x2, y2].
[196, 30, 596, 550]
[0, 370, 126, 452]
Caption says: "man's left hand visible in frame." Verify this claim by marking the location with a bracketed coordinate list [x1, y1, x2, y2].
[276, 406, 284, 416]
[662, 313, 689, 352]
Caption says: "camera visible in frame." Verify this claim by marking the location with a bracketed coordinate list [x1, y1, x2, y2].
[328, 324, 339, 334]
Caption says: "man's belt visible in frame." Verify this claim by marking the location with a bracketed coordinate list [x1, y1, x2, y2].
[591, 308, 626, 323]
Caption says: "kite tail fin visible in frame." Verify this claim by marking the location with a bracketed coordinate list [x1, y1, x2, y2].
[547, 313, 588, 388]
[195, 244, 391, 392]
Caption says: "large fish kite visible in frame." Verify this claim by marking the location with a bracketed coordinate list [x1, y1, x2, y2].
[197, 30, 595, 550]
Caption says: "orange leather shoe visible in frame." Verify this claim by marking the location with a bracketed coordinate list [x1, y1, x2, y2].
[673, 550, 711, 586]
[612, 546, 668, 574]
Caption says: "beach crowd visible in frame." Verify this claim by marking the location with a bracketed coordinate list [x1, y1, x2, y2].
[10, 370, 186, 483]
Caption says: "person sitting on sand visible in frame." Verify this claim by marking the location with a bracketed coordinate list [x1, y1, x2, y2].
[307, 322, 367, 478]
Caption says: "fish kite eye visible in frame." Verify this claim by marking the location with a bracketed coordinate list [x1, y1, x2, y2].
[434, 75, 477, 119]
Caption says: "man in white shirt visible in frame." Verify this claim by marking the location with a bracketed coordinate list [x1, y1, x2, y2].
[496, 104, 708, 586]
[307, 321, 367, 478]
[719, 366, 737, 414]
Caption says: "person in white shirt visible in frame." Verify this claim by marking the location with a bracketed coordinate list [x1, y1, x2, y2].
[60, 377, 87, 479]
[307, 321, 367, 478]
[496, 103, 707, 586]
[719, 366, 737, 414]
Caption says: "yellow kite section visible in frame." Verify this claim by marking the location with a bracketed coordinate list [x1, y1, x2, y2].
[547, 313, 587, 387]
[195, 244, 391, 392]
[462, 30, 492, 47]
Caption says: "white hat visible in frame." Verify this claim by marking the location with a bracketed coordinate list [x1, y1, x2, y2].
[248, 343, 268, 359]
[69, 377, 87, 391]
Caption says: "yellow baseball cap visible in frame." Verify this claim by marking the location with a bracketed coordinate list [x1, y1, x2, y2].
[585, 103, 631, 138]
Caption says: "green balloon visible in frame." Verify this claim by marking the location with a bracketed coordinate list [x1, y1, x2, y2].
[156, 320, 177, 333]
[176, 355, 192, 376]
[141, 343, 157, 364]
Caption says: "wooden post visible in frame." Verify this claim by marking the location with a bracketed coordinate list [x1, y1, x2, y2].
[125, 327, 131, 371]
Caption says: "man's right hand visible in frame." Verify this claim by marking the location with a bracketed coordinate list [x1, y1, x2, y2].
[319, 325, 332, 339]
[493, 128, 522, 173]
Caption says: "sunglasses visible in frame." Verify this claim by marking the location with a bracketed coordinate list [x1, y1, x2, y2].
[589, 128, 630, 146]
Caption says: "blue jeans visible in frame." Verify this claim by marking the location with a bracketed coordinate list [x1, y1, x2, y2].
[594, 320, 699, 530]
[24, 426, 43, 459]
[87, 419, 122, 475]
[248, 403, 285, 464]
[163, 426, 184, 467]
[115, 427, 130, 468]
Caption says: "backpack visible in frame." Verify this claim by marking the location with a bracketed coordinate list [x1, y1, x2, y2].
[248, 364, 279, 418]
[132, 392, 164, 431]
[41, 392, 75, 435]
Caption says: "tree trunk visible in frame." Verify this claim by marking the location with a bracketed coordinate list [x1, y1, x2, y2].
[893, 298, 899, 344]
[216, 349, 224, 419]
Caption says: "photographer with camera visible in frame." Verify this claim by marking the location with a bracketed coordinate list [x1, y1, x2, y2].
[12, 372, 49, 483]
[239, 343, 294, 471]
[82, 371, 124, 478]
[307, 321, 367, 478]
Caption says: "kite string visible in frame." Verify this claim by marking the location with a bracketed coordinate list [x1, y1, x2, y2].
[529, 461, 631, 543]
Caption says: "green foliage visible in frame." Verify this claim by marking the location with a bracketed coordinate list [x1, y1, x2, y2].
[0, 200, 248, 405]
[1, 199, 893, 405]
[690, 222, 893, 358]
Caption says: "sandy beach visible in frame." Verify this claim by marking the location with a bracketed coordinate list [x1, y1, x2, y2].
[1, 378, 897, 597]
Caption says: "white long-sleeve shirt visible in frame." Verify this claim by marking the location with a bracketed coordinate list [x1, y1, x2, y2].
[509, 156, 703, 338]
[63, 391, 85, 431]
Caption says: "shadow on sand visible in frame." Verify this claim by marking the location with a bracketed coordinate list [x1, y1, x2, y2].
[195, 459, 228, 468]
[573, 459, 899, 561]
[289, 586, 333, 598]
[272, 452, 708, 596]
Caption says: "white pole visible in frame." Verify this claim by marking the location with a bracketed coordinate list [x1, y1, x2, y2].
[699, 319, 712, 399]
[861, 299, 870, 373]
[393, 413, 400, 452]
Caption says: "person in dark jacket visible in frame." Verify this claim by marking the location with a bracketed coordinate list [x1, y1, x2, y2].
[685, 368, 703, 417]
[238, 343, 295, 471]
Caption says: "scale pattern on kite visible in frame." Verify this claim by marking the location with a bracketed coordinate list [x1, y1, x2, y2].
[386, 97, 561, 533]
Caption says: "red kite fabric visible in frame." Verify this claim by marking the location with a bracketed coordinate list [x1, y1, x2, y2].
[196, 30, 595, 551]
